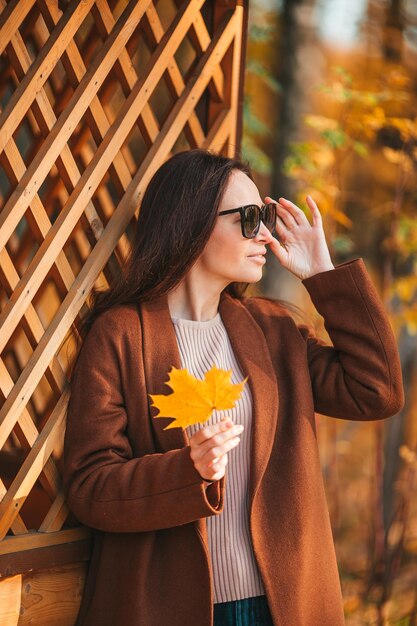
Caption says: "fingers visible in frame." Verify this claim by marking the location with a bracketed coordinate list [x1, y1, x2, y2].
[199, 422, 244, 456]
[268, 232, 289, 262]
[280, 198, 315, 229]
[202, 454, 228, 481]
[265, 195, 319, 229]
[189, 418, 244, 480]
[306, 195, 322, 227]
[202, 432, 242, 468]
[202, 453, 229, 482]
[278, 199, 302, 227]
[265, 195, 301, 227]
[262, 195, 292, 235]
[191, 417, 234, 445]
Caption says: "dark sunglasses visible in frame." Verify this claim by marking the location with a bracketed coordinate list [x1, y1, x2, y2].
[218, 202, 277, 239]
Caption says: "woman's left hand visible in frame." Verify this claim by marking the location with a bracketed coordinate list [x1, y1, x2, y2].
[265, 195, 335, 280]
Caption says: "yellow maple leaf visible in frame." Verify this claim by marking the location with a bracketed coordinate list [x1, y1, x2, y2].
[149, 364, 248, 430]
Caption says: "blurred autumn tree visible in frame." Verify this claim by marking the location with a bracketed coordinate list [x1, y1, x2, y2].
[243, 0, 417, 623]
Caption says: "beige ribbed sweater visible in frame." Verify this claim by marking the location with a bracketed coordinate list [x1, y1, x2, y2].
[171, 312, 265, 604]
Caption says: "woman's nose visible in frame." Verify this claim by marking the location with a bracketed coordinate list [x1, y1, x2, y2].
[255, 221, 274, 243]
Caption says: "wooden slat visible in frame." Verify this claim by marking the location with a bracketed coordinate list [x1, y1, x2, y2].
[0, 528, 91, 557]
[0, 311, 66, 535]
[0, 540, 90, 577]
[0, 247, 68, 399]
[38, 489, 69, 534]
[0, 476, 26, 536]
[233, 0, 248, 156]
[202, 108, 231, 151]
[0, 574, 20, 626]
[0, 563, 88, 626]
[0, 358, 61, 515]
[0, 0, 36, 56]
[225, 0, 243, 153]
[0, 390, 69, 539]
[19, 563, 87, 626]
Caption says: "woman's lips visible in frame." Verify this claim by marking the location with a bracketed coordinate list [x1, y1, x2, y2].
[248, 254, 266, 263]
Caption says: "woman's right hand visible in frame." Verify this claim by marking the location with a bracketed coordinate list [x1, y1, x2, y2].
[188, 417, 244, 483]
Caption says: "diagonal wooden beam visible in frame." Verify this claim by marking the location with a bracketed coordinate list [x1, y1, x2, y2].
[0, 360, 62, 524]
[39, 487, 69, 533]
[202, 107, 232, 151]
[224, 0, 243, 154]
[0, 0, 37, 56]
[0, 389, 69, 540]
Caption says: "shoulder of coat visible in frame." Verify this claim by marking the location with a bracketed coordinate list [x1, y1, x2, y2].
[90, 303, 141, 338]
[240, 295, 291, 319]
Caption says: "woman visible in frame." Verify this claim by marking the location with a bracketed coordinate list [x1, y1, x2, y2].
[63, 149, 404, 626]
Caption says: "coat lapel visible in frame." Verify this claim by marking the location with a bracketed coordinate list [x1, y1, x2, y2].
[217, 292, 279, 506]
[139, 290, 279, 512]
[139, 292, 187, 453]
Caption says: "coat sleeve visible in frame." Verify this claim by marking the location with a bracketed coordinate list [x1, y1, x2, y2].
[63, 311, 225, 533]
[298, 257, 405, 420]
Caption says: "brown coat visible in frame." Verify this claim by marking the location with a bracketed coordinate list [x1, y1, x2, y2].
[63, 257, 404, 626]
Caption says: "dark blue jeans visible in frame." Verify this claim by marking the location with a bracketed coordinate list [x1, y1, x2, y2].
[213, 594, 274, 626]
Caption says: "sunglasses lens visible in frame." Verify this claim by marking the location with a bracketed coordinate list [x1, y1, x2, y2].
[264, 203, 276, 232]
[243, 205, 260, 238]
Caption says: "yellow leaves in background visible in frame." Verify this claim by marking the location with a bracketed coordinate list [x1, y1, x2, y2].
[399, 445, 417, 467]
[382, 147, 414, 172]
[388, 276, 417, 336]
[388, 275, 417, 303]
[387, 69, 412, 89]
[390, 116, 417, 141]
[304, 115, 339, 132]
[149, 365, 248, 430]
[313, 146, 336, 170]
[298, 188, 353, 228]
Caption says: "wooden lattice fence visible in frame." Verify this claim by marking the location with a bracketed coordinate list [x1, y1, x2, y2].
[0, 0, 248, 623]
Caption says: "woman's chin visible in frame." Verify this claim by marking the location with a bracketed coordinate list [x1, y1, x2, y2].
[231, 269, 264, 283]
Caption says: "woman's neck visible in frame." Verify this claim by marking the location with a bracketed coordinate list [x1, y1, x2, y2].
[167, 273, 226, 322]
